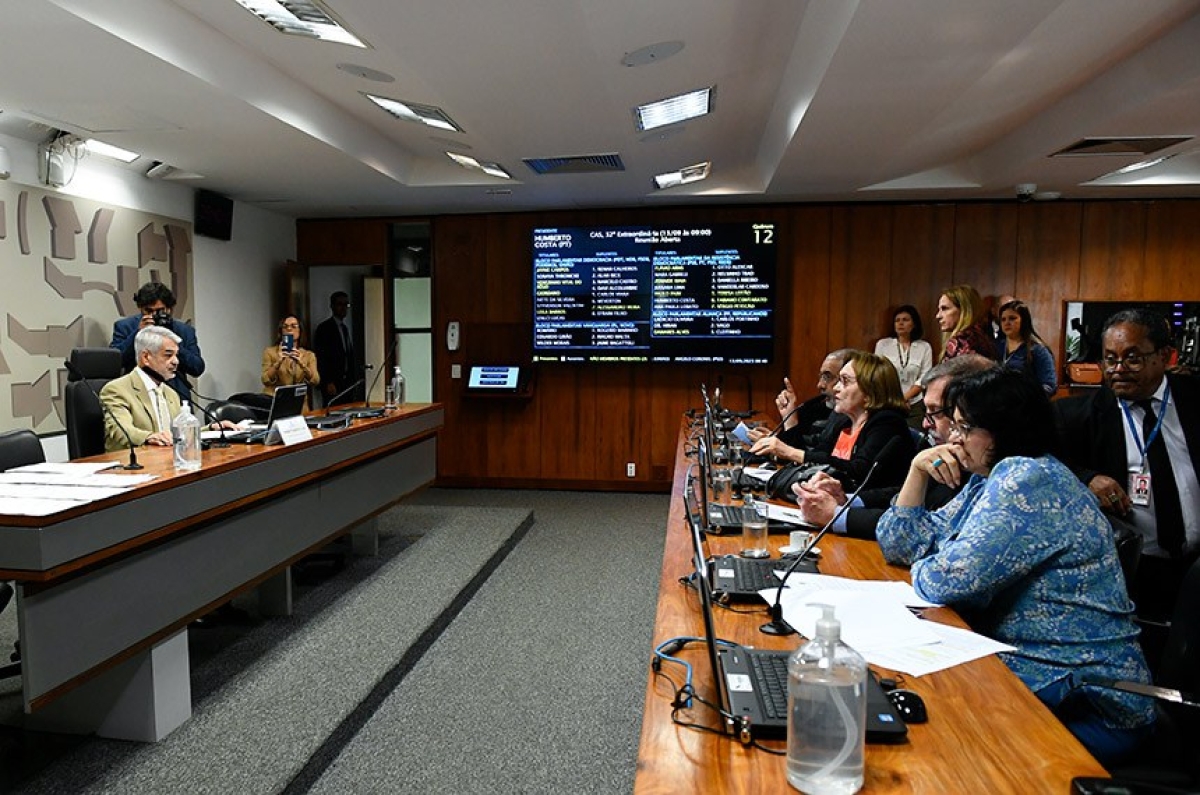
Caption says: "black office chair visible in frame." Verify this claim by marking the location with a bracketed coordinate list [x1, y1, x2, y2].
[1076, 556, 1200, 793]
[64, 347, 123, 459]
[226, 392, 272, 421]
[0, 428, 47, 680]
[209, 401, 261, 424]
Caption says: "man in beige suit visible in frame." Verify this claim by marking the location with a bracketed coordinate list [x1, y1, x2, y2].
[99, 325, 184, 452]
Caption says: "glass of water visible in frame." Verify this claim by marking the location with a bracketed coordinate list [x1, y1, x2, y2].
[741, 494, 770, 559]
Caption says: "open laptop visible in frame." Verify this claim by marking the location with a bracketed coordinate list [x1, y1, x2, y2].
[226, 384, 308, 443]
[686, 508, 907, 743]
[683, 468, 817, 603]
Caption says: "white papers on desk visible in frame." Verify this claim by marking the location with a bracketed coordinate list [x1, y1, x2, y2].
[0, 467, 153, 515]
[741, 466, 775, 483]
[766, 503, 817, 527]
[8, 462, 120, 476]
[762, 573, 1013, 677]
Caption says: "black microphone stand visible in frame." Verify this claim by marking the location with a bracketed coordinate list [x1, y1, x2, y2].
[63, 360, 142, 470]
[166, 387, 230, 448]
[760, 457, 885, 636]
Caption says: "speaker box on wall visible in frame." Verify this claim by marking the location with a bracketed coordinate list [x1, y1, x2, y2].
[194, 189, 234, 240]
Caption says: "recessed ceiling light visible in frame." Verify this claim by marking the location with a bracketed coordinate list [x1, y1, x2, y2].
[84, 139, 139, 163]
[232, 0, 367, 48]
[621, 40, 685, 67]
[447, 152, 511, 180]
[634, 87, 713, 132]
[653, 161, 710, 190]
[366, 93, 463, 133]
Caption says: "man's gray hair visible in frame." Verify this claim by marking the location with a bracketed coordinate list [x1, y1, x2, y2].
[825, 348, 859, 369]
[134, 325, 181, 359]
[921, 353, 995, 391]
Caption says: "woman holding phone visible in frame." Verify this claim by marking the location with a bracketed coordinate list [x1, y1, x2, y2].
[261, 315, 320, 396]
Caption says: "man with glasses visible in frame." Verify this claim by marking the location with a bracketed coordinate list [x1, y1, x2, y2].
[110, 281, 206, 401]
[749, 348, 856, 456]
[794, 355, 996, 536]
[1056, 309, 1200, 621]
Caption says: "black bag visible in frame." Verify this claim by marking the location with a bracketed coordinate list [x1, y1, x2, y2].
[765, 463, 832, 500]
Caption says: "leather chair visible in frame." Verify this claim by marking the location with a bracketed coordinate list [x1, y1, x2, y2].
[210, 401, 261, 424]
[64, 348, 124, 459]
[0, 428, 47, 680]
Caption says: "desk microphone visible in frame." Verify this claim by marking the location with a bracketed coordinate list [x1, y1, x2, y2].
[760, 437, 900, 636]
[364, 335, 400, 408]
[63, 359, 143, 470]
[324, 377, 366, 413]
[161, 381, 230, 448]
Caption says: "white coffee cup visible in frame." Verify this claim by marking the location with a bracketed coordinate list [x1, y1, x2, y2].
[789, 529, 812, 551]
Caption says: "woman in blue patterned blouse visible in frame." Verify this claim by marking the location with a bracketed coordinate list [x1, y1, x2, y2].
[876, 368, 1155, 765]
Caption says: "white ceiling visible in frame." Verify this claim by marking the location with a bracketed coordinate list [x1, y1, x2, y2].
[2, 0, 1199, 218]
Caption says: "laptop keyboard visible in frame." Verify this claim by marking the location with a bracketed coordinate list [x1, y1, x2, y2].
[709, 503, 757, 526]
[729, 557, 781, 591]
[749, 652, 789, 720]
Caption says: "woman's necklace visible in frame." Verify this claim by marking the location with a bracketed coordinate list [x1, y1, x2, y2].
[896, 338, 911, 370]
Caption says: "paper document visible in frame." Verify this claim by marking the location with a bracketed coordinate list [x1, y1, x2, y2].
[772, 587, 941, 654]
[0, 483, 132, 501]
[766, 503, 818, 527]
[866, 621, 1016, 677]
[730, 422, 754, 445]
[8, 462, 121, 476]
[0, 472, 156, 488]
[741, 466, 774, 483]
[0, 496, 90, 516]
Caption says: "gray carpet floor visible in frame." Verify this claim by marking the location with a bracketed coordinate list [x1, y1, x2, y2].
[0, 488, 668, 794]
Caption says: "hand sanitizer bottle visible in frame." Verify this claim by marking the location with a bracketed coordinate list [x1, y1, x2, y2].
[172, 401, 202, 472]
[787, 605, 867, 794]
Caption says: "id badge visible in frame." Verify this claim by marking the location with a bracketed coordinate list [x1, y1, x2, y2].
[1130, 472, 1152, 507]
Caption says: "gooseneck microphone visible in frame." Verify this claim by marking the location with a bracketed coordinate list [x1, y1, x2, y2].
[64, 359, 143, 470]
[324, 377, 366, 414]
[759, 437, 901, 636]
[364, 335, 400, 408]
[160, 380, 230, 448]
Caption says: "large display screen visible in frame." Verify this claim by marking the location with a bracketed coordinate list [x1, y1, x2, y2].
[532, 223, 776, 364]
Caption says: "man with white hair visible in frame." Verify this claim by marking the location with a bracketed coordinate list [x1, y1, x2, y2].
[99, 325, 186, 452]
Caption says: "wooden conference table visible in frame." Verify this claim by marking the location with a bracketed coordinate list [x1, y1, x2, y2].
[0, 403, 442, 741]
[633, 416, 1108, 794]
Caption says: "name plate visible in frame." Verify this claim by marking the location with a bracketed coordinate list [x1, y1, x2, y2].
[266, 415, 313, 446]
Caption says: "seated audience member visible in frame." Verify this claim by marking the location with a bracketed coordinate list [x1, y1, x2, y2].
[795, 354, 996, 537]
[936, 284, 998, 361]
[751, 351, 915, 490]
[1055, 308, 1200, 621]
[996, 299, 1057, 394]
[110, 281, 205, 401]
[749, 349, 856, 450]
[100, 326, 234, 452]
[874, 304, 934, 426]
[262, 315, 320, 396]
[877, 369, 1155, 765]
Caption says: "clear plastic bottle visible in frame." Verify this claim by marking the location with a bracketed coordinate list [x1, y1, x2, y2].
[390, 365, 406, 407]
[787, 605, 867, 794]
[172, 401, 202, 472]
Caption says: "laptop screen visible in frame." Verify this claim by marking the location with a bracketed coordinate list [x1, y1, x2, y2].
[684, 484, 733, 721]
[266, 383, 307, 425]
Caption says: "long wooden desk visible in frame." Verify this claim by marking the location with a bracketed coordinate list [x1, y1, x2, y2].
[0, 404, 442, 741]
[633, 416, 1108, 793]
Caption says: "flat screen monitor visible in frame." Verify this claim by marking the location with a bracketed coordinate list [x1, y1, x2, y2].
[531, 222, 776, 364]
[465, 365, 527, 394]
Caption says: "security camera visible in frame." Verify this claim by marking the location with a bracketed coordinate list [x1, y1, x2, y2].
[1016, 183, 1037, 202]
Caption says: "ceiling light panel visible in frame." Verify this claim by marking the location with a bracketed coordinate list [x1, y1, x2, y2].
[446, 152, 511, 180]
[233, 0, 368, 47]
[634, 87, 714, 132]
[365, 94, 463, 133]
[654, 161, 710, 190]
[84, 139, 140, 162]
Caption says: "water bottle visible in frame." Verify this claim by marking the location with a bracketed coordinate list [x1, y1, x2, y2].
[172, 401, 202, 472]
[787, 605, 867, 794]
[389, 365, 406, 407]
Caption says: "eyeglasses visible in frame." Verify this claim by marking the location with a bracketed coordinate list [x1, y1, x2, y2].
[948, 419, 977, 438]
[1101, 350, 1158, 372]
[923, 406, 949, 424]
[818, 372, 836, 384]
[837, 374, 857, 388]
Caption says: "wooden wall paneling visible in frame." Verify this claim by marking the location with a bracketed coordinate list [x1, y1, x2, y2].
[1143, 200, 1200, 300]
[593, 365, 639, 483]
[1078, 202, 1146, 300]
[1014, 202, 1083, 370]
[829, 205, 894, 351]
[784, 206, 833, 398]
[890, 204, 957, 357]
[952, 203, 1019, 306]
[537, 365, 599, 481]
[295, 219, 388, 265]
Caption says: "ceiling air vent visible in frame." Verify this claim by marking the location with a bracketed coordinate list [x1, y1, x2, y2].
[1050, 136, 1192, 157]
[523, 153, 624, 175]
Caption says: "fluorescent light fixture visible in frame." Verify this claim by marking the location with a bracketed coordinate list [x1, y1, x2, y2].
[446, 152, 511, 180]
[1108, 154, 1174, 176]
[653, 161, 711, 190]
[365, 93, 463, 133]
[83, 139, 139, 163]
[634, 87, 713, 131]
[233, 0, 367, 47]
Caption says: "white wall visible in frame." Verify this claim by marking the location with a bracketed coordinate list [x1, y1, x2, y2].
[0, 132, 294, 461]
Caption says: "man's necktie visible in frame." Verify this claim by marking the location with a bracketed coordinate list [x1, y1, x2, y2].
[154, 387, 172, 434]
[1136, 398, 1185, 556]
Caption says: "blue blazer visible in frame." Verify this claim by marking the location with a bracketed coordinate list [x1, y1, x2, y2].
[110, 315, 206, 400]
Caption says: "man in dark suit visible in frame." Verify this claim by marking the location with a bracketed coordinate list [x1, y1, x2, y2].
[1055, 308, 1200, 620]
[313, 291, 358, 406]
[110, 282, 205, 401]
[794, 354, 995, 537]
[749, 348, 856, 454]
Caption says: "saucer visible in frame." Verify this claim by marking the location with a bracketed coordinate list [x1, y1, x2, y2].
[780, 545, 820, 556]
